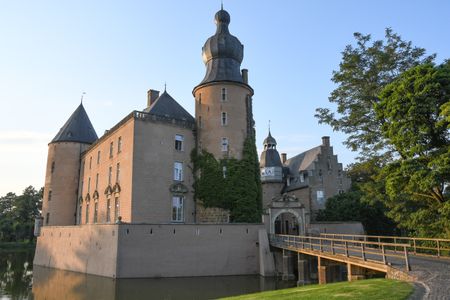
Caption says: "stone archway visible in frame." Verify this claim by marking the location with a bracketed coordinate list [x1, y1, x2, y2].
[271, 208, 304, 235]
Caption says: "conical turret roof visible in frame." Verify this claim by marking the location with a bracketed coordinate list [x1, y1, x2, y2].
[51, 103, 98, 144]
[144, 90, 195, 123]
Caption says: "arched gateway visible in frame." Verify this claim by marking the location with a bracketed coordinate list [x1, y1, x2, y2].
[265, 194, 306, 235]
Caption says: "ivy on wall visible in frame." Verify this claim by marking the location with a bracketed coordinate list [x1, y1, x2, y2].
[191, 137, 262, 223]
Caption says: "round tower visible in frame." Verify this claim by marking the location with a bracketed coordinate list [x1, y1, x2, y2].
[193, 8, 254, 160]
[259, 131, 284, 207]
[41, 103, 97, 226]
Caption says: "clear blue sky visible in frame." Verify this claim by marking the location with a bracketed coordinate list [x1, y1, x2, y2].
[1, 0, 449, 195]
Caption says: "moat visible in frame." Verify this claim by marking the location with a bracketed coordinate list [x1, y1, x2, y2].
[0, 248, 296, 300]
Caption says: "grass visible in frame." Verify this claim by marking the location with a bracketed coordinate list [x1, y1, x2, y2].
[219, 279, 414, 300]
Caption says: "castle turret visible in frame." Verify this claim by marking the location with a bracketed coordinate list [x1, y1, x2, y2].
[260, 131, 284, 207]
[41, 103, 97, 226]
[193, 8, 254, 160]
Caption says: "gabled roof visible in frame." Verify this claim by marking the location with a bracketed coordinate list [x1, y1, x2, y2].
[284, 146, 321, 173]
[51, 103, 98, 144]
[143, 91, 195, 123]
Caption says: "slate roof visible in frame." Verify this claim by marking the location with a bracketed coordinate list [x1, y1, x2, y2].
[51, 103, 98, 144]
[143, 91, 195, 123]
[260, 149, 283, 168]
[284, 146, 322, 172]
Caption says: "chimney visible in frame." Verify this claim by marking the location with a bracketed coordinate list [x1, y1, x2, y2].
[322, 136, 330, 147]
[147, 89, 160, 107]
[241, 69, 248, 84]
[281, 153, 287, 164]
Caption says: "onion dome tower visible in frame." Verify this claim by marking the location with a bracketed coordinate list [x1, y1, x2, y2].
[42, 103, 97, 226]
[193, 7, 254, 160]
[259, 130, 284, 207]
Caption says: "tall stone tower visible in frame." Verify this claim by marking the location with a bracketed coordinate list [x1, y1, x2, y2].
[41, 103, 97, 226]
[259, 131, 284, 207]
[193, 8, 254, 160]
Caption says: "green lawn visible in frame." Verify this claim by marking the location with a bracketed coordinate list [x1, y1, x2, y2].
[219, 279, 414, 300]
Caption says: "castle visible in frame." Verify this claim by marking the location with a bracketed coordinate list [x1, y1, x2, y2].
[34, 7, 357, 279]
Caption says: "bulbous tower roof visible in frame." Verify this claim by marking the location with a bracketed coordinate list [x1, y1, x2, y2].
[260, 131, 282, 168]
[195, 8, 246, 88]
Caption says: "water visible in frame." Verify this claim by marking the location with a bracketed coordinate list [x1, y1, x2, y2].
[1, 248, 296, 300]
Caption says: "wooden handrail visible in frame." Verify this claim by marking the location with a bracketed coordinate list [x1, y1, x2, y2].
[320, 233, 450, 243]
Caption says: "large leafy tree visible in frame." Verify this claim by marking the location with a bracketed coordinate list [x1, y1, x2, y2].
[315, 28, 435, 158]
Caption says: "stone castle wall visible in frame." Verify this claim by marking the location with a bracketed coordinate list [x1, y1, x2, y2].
[34, 223, 264, 278]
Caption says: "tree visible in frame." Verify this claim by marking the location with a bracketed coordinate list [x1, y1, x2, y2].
[315, 28, 435, 159]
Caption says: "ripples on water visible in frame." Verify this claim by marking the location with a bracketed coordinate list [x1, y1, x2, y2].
[0, 249, 295, 300]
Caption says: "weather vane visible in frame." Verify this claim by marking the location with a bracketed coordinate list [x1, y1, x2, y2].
[81, 92, 86, 104]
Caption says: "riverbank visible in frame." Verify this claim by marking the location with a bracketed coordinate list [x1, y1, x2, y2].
[220, 278, 414, 300]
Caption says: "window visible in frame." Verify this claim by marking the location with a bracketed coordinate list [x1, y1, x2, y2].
[198, 116, 202, 128]
[299, 173, 305, 183]
[48, 190, 52, 201]
[93, 201, 98, 223]
[221, 112, 227, 126]
[87, 177, 91, 193]
[175, 134, 184, 151]
[97, 151, 101, 164]
[114, 197, 119, 222]
[106, 199, 111, 223]
[116, 163, 120, 183]
[78, 201, 82, 224]
[85, 202, 90, 224]
[108, 166, 112, 185]
[118, 137, 122, 153]
[89, 157, 92, 169]
[95, 173, 99, 190]
[317, 190, 325, 204]
[221, 138, 229, 152]
[222, 166, 227, 178]
[174, 162, 183, 181]
[109, 142, 114, 158]
[46, 213, 49, 225]
[51, 161, 55, 173]
[221, 88, 227, 101]
[172, 196, 184, 222]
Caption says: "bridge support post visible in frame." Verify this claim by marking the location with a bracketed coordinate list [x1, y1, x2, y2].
[282, 250, 295, 281]
[318, 257, 328, 284]
[297, 253, 310, 286]
[347, 263, 366, 281]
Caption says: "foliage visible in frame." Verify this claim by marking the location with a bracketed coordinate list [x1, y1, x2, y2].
[191, 137, 262, 223]
[0, 186, 42, 242]
[315, 28, 435, 159]
[220, 279, 413, 300]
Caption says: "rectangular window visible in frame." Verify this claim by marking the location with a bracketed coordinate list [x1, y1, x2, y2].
[175, 134, 184, 151]
[317, 190, 325, 204]
[221, 137, 229, 152]
[108, 166, 112, 185]
[95, 173, 99, 190]
[78, 201, 82, 224]
[116, 163, 120, 183]
[222, 166, 227, 178]
[221, 88, 227, 101]
[46, 213, 49, 225]
[93, 201, 98, 223]
[48, 190, 52, 201]
[51, 161, 55, 173]
[172, 196, 184, 222]
[299, 173, 305, 183]
[118, 137, 122, 153]
[97, 151, 101, 164]
[174, 162, 183, 181]
[221, 112, 227, 126]
[88, 177, 91, 193]
[114, 197, 119, 222]
[109, 142, 114, 158]
[106, 199, 111, 223]
[89, 157, 92, 169]
[85, 203, 90, 224]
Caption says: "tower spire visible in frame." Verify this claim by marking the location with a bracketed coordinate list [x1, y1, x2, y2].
[221, 0, 223, 10]
[80, 92, 86, 104]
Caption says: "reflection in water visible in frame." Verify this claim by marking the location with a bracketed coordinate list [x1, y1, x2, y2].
[0, 249, 34, 300]
[0, 249, 296, 300]
[32, 266, 295, 300]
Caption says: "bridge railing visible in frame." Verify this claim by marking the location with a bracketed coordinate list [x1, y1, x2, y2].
[320, 233, 450, 258]
[269, 234, 411, 271]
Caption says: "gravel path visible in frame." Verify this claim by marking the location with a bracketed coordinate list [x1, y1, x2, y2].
[408, 256, 450, 300]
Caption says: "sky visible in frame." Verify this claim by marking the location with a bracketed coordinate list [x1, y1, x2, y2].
[1, 0, 449, 196]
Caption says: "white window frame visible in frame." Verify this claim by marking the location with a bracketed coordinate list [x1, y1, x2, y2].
[174, 162, 183, 181]
[172, 196, 184, 222]
[175, 134, 184, 151]
[317, 190, 325, 204]
[221, 137, 229, 152]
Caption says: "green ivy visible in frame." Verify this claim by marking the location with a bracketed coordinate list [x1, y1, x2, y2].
[191, 137, 262, 223]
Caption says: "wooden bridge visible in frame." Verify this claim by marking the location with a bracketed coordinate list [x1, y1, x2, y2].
[268, 233, 450, 295]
